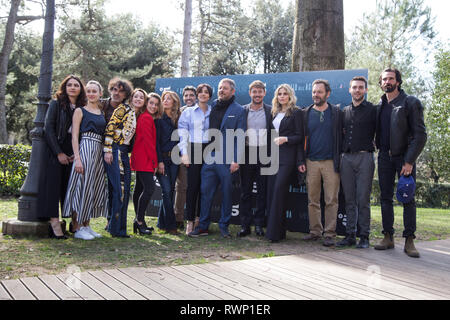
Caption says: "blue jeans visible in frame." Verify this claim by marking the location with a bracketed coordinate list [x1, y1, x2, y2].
[156, 159, 179, 230]
[105, 143, 131, 236]
[198, 163, 233, 232]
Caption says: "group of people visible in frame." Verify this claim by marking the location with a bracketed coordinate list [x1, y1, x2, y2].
[37, 67, 427, 259]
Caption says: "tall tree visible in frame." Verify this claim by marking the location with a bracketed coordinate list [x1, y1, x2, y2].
[422, 46, 450, 183]
[251, 0, 294, 73]
[181, 0, 192, 77]
[291, 0, 344, 71]
[345, 0, 435, 103]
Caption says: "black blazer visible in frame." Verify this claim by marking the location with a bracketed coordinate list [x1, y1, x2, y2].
[44, 99, 75, 157]
[271, 107, 305, 166]
[243, 102, 273, 156]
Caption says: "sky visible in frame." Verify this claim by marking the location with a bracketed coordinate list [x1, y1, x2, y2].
[104, 0, 450, 43]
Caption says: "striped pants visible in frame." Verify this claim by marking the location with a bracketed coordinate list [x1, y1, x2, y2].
[63, 132, 108, 224]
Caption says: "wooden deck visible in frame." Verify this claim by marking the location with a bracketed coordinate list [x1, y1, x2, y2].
[1, 239, 449, 300]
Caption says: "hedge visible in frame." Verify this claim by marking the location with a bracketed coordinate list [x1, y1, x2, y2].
[0, 144, 449, 208]
[0, 144, 31, 196]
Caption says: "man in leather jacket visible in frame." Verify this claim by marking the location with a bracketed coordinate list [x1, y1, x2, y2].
[374, 68, 427, 258]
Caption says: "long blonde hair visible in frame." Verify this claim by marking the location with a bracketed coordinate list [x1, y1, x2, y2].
[161, 90, 181, 125]
[271, 84, 297, 117]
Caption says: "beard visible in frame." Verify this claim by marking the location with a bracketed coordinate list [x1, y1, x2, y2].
[352, 94, 364, 103]
[313, 97, 327, 107]
[382, 83, 397, 93]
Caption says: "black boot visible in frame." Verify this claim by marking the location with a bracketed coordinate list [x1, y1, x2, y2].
[356, 236, 370, 248]
[336, 233, 356, 247]
[133, 220, 152, 235]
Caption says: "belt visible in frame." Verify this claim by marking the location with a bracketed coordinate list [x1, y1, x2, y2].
[161, 151, 171, 158]
[345, 150, 372, 154]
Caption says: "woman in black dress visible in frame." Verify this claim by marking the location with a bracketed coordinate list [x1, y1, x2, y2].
[38, 75, 86, 239]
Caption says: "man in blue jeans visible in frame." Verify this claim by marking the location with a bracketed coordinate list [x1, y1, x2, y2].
[375, 68, 427, 257]
[188, 78, 246, 238]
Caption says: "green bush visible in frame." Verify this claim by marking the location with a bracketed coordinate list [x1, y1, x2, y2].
[0, 144, 31, 196]
[371, 179, 450, 209]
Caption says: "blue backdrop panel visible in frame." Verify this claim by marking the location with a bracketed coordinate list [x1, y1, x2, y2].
[146, 69, 368, 236]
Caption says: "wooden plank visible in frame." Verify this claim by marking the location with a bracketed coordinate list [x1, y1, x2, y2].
[176, 265, 259, 300]
[311, 249, 450, 298]
[89, 270, 146, 300]
[56, 273, 104, 300]
[0, 282, 12, 300]
[73, 272, 125, 300]
[1, 279, 35, 300]
[238, 258, 367, 300]
[198, 262, 301, 300]
[237, 257, 393, 300]
[119, 267, 183, 299]
[225, 259, 331, 300]
[149, 266, 220, 300]
[188, 264, 273, 300]
[20, 277, 59, 300]
[165, 266, 238, 300]
[337, 247, 450, 285]
[103, 269, 166, 300]
[39, 275, 82, 300]
[281, 254, 444, 300]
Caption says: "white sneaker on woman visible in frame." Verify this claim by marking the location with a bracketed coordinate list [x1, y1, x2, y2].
[74, 227, 95, 240]
[85, 226, 102, 238]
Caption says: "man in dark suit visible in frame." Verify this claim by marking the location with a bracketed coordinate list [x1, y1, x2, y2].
[237, 80, 272, 237]
[188, 78, 246, 238]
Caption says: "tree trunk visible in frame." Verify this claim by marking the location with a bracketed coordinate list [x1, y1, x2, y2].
[291, 0, 344, 72]
[0, 0, 21, 144]
[181, 0, 192, 77]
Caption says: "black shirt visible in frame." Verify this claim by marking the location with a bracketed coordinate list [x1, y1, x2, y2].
[342, 100, 377, 153]
[379, 99, 393, 152]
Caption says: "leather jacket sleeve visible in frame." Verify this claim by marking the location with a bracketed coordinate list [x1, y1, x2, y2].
[404, 96, 427, 164]
[44, 100, 63, 156]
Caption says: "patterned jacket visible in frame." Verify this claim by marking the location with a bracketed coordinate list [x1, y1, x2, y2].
[104, 103, 136, 153]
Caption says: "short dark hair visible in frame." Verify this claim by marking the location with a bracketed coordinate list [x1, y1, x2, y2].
[312, 79, 331, 93]
[196, 83, 213, 98]
[108, 77, 134, 102]
[379, 68, 402, 89]
[350, 76, 368, 88]
[182, 85, 196, 96]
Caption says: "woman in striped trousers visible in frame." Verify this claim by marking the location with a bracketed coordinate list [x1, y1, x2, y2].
[63, 80, 108, 240]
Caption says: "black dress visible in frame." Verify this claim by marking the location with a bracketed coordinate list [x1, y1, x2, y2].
[37, 100, 75, 219]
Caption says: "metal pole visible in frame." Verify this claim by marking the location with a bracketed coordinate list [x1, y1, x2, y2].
[17, 0, 55, 222]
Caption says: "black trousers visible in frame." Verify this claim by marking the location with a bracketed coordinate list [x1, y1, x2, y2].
[185, 143, 207, 221]
[265, 164, 296, 241]
[38, 135, 73, 219]
[378, 151, 416, 238]
[133, 171, 156, 222]
[239, 152, 267, 229]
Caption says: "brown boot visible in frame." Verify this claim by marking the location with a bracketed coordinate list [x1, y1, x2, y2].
[404, 236, 420, 258]
[374, 233, 394, 250]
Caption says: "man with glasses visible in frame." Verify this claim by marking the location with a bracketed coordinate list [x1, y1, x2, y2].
[302, 79, 343, 247]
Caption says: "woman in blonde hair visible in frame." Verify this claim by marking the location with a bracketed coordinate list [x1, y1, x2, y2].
[155, 90, 181, 234]
[63, 80, 108, 240]
[265, 84, 306, 243]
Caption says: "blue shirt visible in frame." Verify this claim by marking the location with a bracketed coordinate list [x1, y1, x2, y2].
[307, 107, 333, 161]
[155, 114, 178, 161]
[177, 104, 211, 155]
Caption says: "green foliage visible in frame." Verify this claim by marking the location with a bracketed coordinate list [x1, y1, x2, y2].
[345, 0, 435, 102]
[370, 179, 450, 209]
[421, 46, 450, 183]
[0, 144, 31, 196]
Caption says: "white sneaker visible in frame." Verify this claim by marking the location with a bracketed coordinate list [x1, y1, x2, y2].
[85, 226, 102, 238]
[74, 227, 95, 240]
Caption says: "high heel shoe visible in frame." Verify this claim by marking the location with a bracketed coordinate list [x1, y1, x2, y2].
[48, 223, 68, 240]
[133, 220, 151, 235]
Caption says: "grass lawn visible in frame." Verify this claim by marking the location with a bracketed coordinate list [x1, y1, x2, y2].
[1, 197, 449, 280]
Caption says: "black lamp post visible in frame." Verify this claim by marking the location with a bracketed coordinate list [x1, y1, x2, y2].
[2, 0, 55, 236]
